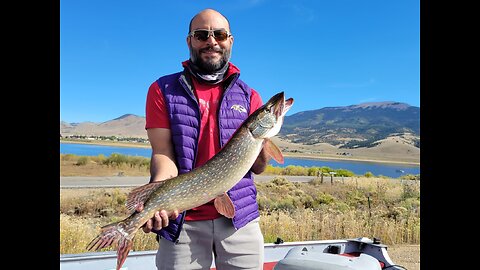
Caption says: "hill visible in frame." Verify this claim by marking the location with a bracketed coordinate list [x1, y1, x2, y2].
[280, 101, 419, 148]
[60, 114, 148, 138]
[60, 102, 420, 164]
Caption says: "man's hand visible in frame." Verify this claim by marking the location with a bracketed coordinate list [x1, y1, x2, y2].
[251, 148, 270, 174]
[142, 128, 180, 233]
[136, 204, 180, 233]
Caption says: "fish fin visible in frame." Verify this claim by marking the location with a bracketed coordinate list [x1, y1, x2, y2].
[263, 138, 284, 164]
[86, 220, 136, 270]
[126, 181, 165, 212]
[214, 193, 235, 218]
[86, 222, 122, 251]
[116, 237, 134, 270]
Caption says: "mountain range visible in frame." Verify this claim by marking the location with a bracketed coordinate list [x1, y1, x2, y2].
[60, 114, 147, 138]
[280, 101, 419, 148]
[60, 101, 420, 149]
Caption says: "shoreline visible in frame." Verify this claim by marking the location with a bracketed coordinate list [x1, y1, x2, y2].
[60, 139, 420, 166]
[61, 139, 151, 149]
[282, 153, 419, 166]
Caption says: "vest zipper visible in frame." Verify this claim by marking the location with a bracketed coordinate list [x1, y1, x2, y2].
[217, 73, 240, 148]
[178, 73, 201, 167]
[218, 73, 240, 230]
[175, 73, 201, 236]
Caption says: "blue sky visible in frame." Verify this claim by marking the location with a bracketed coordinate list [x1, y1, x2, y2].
[60, 0, 419, 123]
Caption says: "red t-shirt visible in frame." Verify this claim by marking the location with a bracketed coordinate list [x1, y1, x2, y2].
[145, 61, 263, 221]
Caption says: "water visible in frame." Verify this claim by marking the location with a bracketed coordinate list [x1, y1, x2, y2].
[60, 142, 152, 157]
[60, 142, 419, 178]
[270, 158, 419, 178]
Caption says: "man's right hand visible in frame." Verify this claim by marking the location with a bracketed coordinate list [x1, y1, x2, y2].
[136, 204, 180, 233]
[143, 128, 180, 233]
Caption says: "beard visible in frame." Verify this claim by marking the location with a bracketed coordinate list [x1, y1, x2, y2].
[189, 43, 231, 73]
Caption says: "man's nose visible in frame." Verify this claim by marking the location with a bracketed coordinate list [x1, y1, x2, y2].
[205, 34, 217, 45]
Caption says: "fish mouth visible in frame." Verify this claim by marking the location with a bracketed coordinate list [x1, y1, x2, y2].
[273, 92, 294, 118]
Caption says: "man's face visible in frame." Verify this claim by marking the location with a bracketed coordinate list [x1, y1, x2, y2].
[187, 11, 234, 73]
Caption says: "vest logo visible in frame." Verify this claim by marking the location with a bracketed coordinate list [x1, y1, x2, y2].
[230, 104, 247, 113]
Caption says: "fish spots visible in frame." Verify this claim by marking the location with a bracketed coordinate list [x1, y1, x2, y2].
[137, 133, 263, 227]
[88, 93, 290, 270]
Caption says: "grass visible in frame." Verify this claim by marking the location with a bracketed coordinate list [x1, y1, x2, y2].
[60, 153, 420, 180]
[60, 213, 159, 254]
[60, 154, 151, 176]
[60, 176, 420, 254]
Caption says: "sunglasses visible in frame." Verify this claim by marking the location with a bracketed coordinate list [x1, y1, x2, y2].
[188, 29, 231, 42]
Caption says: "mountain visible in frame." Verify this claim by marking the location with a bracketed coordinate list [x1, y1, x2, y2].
[279, 101, 419, 148]
[60, 114, 148, 138]
[60, 102, 420, 149]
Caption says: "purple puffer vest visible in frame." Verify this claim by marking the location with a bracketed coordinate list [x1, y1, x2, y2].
[152, 69, 260, 242]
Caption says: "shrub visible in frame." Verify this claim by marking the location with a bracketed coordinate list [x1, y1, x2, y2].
[313, 192, 336, 206]
[75, 156, 89, 166]
[335, 169, 355, 177]
[364, 171, 374, 178]
[61, 154, 78, 161]
[401, 183, 420, 200]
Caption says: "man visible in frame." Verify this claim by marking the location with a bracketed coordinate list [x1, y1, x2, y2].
[140, 8, 269, 270]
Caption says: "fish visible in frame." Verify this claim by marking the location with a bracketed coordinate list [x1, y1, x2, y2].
[86, 91, 294, 270]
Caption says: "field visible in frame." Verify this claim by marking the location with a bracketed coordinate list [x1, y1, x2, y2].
[60, 153, 420, 269]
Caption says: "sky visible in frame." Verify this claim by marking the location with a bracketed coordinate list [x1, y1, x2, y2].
[60, 0, 420, 123]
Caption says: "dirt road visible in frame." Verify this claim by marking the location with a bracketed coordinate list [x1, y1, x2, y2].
[387, 244, 420, 270]
[59, 175, 317, 188]
[60, 175, 408, 188]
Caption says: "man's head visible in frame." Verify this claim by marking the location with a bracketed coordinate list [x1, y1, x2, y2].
[187, 9, 234, 73]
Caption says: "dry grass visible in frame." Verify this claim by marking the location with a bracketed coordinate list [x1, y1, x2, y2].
[60, 214, 159, 254]
[60, 214, 99, 254]
[60, 176, 419, 253]
[59, 147, 420, 267]
[257, 177, 420, 246]
[60, 213, 419, 269]
[260, 208, 419, 245]
[387, 244, 420, 270]
[60, 154, 150, 176]
[60, 188, 160, 254]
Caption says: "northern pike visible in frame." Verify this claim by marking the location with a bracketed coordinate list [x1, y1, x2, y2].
[86, 91, 294, 269]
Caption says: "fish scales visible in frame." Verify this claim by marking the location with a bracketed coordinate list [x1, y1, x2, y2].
[139, 128, 261, 218]
[86, 91, 294, 270]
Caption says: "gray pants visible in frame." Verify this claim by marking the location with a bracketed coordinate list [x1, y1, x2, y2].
[155, 216, 264, 270]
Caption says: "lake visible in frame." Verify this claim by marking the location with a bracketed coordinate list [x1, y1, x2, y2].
[60, 142, 419, 178]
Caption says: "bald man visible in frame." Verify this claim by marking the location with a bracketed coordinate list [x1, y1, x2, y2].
[139, 8, 268, 270]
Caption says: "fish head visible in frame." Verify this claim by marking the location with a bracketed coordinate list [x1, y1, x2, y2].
[247, 91, 294, 139]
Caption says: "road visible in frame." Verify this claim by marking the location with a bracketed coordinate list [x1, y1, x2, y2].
[60, 175, 318, 188]
[60, 175, 411, 189]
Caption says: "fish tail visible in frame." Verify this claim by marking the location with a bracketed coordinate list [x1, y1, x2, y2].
[115, 237, 133, 270]
[86, 220, 135, 270]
